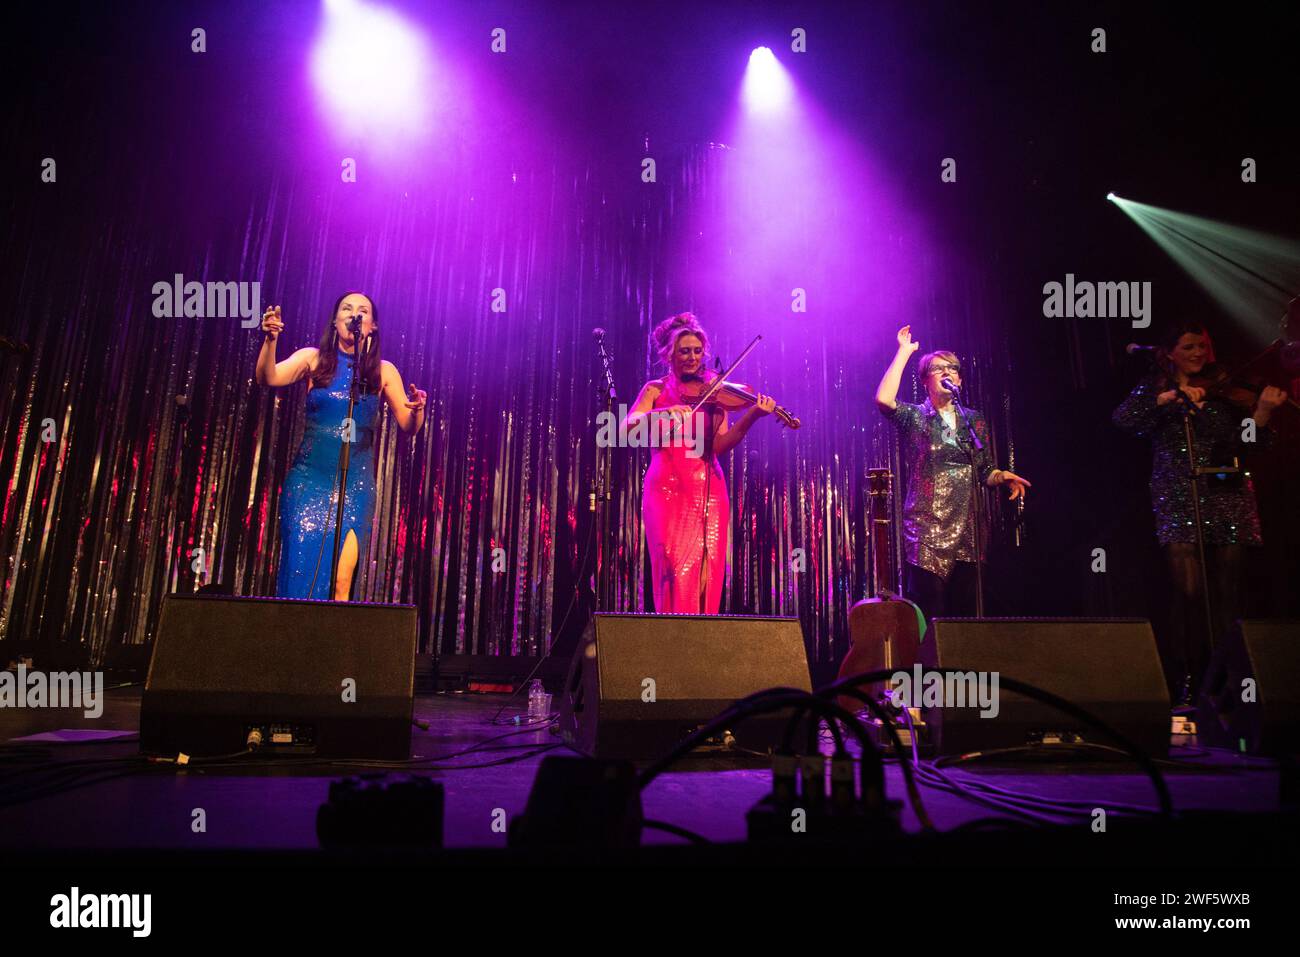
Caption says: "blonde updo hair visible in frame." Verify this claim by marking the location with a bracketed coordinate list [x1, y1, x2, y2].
[652, 312, 710, 372]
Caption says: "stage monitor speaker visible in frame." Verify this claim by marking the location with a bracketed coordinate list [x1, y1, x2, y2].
[921, 618, 1169, 759]
[141, 594, 417, 759]
[1197, 619, 1300, 756]
[557, 613, 813, 760]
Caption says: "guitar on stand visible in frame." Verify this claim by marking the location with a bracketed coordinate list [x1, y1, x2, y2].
[835, 466, 928, 747]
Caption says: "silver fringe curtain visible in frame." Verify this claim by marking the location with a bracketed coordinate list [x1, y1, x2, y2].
[0, 145, 1016, 664]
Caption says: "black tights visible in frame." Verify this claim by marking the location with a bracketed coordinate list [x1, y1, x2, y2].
[1161, 543, 1245, 702]
[903, 561, 979, 628]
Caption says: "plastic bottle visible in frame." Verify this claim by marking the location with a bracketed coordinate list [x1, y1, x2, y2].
[527, 678, 545, 722]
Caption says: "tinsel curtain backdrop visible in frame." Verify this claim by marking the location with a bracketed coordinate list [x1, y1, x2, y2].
[0, 140, 1017, 665]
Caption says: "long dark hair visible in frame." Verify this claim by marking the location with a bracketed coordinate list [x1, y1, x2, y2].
[310, 291, 383, 393]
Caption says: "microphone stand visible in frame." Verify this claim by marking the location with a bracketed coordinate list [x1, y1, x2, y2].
[593, 332, 617, 611]
[329, 319, 367, 602]
[947, 385, 985, 617]
[1131, 351, 1220, 693]
[1173, 389, 1219, 665]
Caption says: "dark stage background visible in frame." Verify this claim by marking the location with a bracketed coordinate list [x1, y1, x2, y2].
[2, 1, 1297, 666]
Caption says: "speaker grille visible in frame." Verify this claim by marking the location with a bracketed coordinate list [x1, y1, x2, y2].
[141, 595, 417, 758]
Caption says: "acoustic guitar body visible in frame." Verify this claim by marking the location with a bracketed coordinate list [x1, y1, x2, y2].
[834, 597, 922, 713]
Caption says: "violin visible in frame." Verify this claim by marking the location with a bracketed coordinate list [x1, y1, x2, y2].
[1181, 365, 1299, 414]
[677, 373, 802, 429]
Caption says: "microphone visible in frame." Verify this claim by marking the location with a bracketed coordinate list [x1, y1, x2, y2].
[592, 327, 606, 339]
[1125, 343, 1157, 355]
[940, 377, 961, 395]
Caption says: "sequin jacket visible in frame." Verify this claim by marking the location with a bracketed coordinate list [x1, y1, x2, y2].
[884, 398, 997, 580]
[1112, 374, 1265, 546]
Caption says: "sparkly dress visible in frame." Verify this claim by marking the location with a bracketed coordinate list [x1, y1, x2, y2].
[884, 398, 996, 580]
[641, 378, 730, 614]
[276, 350, 382, 599]
[1112, 374, 1263, 545]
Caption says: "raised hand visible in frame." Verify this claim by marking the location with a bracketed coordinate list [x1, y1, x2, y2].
[897, 325, 920, 355]
[261, 305, 284, 340]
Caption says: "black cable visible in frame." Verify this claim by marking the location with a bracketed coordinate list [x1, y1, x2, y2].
[911, 761, 1081, 826]
[374, 721, 560, 765]
[643, 819, 711, 845]
[710, 685, 847, 755]
[639, 689, 873, 791]
[916, 757, 1166, 817]
[328, 743, 562, 772]
[0, 746, 253, 807]
[823, 674, 1172, 825]
[0, 743, 566, 809]
[636, 689, 888, 849]
[947, 816, 1039, 832]
[0, 762, 168, 809]
[0, 718, 563, 808]
[191, 721, 561, 770]
[940, 740, 1279, 782]
[830, 685, 934, 830]
[822, 666, 1175, 819]
[777, 689, 844, 754]
[0, 752, 140, 779]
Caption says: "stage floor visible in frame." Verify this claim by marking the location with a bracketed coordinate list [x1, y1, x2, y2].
[0, 686, 1288, 858]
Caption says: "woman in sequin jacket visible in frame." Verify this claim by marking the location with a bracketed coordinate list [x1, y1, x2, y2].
[1112, 320, 1287, 703]
[876, 326, 1031, 624]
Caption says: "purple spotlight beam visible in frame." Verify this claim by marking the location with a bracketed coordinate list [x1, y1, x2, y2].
[743, 47, 794, 115]
[311, 0, 434, 147]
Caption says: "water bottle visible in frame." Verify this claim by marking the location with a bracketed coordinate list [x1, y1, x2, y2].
[527, 678, 545, 723]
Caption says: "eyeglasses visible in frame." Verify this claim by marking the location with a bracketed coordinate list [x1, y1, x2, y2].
[927, 363, 960, 376]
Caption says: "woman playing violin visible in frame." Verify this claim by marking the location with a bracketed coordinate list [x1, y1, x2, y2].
[1112, 319, 1287, 704]
[623, 312, 777, 614]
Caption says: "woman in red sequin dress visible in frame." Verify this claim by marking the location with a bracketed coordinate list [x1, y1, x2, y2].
[624, 313, 775, 614]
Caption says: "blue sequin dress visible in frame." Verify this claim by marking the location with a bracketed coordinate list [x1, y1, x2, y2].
[276, 350, 382, 599]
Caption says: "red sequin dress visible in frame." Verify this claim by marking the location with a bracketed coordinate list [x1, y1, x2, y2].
[642, 378, 730, 614]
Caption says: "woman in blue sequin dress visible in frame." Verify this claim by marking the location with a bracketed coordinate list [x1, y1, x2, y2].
[255, 292, 426, 601]
[1113, 321, 1287, 703]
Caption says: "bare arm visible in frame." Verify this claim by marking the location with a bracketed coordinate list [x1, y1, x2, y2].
[254, 305, 318, 387]
[380, 360, 426, 434]
[876, 325, 920, 412]
[712, 395, 775, 456]
[256, 344, 317, 387]
[622, 380, 665, 430]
